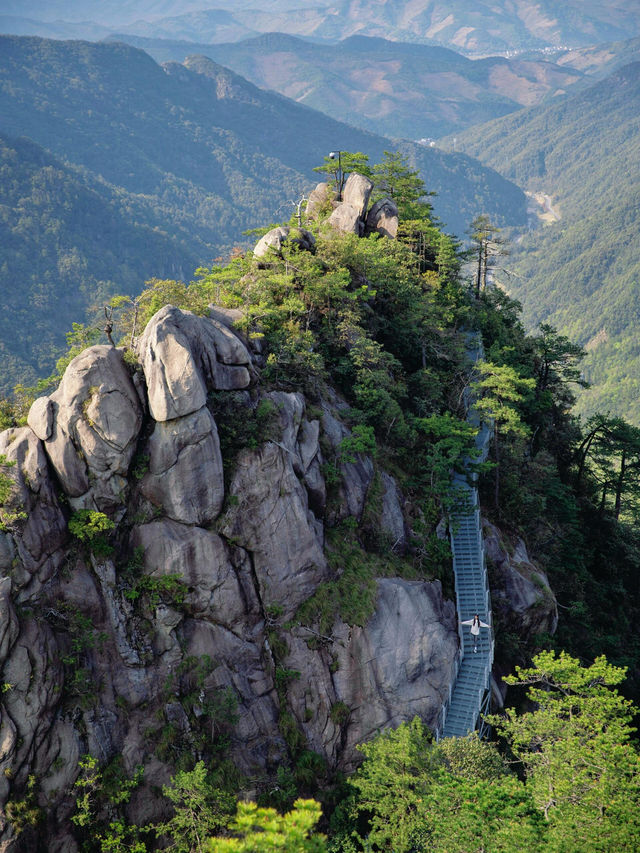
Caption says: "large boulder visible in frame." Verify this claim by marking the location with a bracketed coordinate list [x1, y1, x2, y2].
[253, 226, 315, 259]
[0, 534, 14, 575]
[366, 197, 399, 239]
[271, 578, 454, 768]
[328, 203, 363, 235]
[266, 391, 326, 519]
[267, 391, 305, 456]
[179, 618, 284, 775]
[305, 182, 334, 221]
[380, 471, 408, 551]
[139, 305, 252, 422]
[131, 519, 260, 627]
[484, 521, 558, 640]
[334, 578, 457, 766]
[0, 579, 18, 667]
[326, 173, 374, 235]
[342, 173, 374, 220]
[208, 306, 263, 355]
[27, 396, 53, 441]
[139, 407, 224, 525]
[31, 346, 143, 508]
[0, 427, 67, 590]
[0, 617, 63, 790]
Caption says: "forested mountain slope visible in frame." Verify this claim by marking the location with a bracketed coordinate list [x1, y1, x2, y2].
[110, 32, 585, 139]
[453, 61, 640, 422]
[0, 133, 199, 392]
[0, 35, 525, 393]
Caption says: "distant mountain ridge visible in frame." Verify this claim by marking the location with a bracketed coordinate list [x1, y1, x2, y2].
[0, 34, 525, 392]
[0, 35, 525, 239]
[155, 1, 640, 54]
[108, 31, 587, 139]
[542, 36, 640, 79]
[3, 1, 640, 55]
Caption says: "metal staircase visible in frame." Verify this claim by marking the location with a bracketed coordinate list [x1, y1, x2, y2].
[435, 336, 494, 740]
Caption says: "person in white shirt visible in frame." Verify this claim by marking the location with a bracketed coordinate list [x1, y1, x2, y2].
[460, 613, 490, 652]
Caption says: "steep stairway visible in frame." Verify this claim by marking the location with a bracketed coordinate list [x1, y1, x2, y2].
[436, 337, 494, 739]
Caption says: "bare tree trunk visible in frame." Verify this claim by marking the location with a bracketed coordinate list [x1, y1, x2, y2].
[576, 427, 603, 489]
[614, 449, 626, 520]
[600, 485, 608, 514]
[494, 423, 500, 512]
[482, 240, 489, 291]
[130, 302, 140, 350]
[475, 240, 483, 298]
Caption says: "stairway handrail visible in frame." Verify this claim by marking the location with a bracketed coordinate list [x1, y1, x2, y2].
[435, 332, 495, 740]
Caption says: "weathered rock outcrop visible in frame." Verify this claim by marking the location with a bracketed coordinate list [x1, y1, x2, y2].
[139, 305, 252, 421]
[484, 520, 559, 641]
[253, 226, 315, 259]
[305, 181, 333, 221]
[342, 173, 374, 220]
[366, 197, 399, 239]
[29, 345, 143, 511]
[306, 172, 399, 244]
[0, 427, 67, 597]
[283, 577, 457, 770]
[139, 408, 224, 525]
[328, 173, 374, 236]
[219, 433, 330, 619]
[0, 303, 458, 851]
[335, 578, 457, 762]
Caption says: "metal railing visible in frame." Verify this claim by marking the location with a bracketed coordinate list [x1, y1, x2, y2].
[434, 333, 495, 740]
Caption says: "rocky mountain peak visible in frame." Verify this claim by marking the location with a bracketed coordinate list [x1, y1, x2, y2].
[0, 302, 459, 850]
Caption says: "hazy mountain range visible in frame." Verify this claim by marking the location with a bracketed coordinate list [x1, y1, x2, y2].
[3, 1, 640, 55]
[108, 32, 589, 139]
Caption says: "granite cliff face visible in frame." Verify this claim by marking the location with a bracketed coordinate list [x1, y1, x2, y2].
[0, 304, 459, 851]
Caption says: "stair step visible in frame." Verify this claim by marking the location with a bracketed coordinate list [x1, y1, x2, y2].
[442, 427, 495, 742]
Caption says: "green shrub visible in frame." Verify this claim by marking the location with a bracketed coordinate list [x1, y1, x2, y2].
[68, 509, 115, 556]
[208, 392, 280, 474]
[338, 424, 377, 464]
[5, 775, 43, 837]
[0, 454, 26, 532]
[329, 702, 351, 727]
[123, 573, 187, 609]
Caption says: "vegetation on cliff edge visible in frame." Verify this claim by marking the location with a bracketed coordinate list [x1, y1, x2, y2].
[2, 151, 640, 850]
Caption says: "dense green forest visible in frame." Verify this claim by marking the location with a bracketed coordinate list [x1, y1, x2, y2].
[452, 61, 640, 423]
[0, 132, 198, 391]
[4, 154, 639, 850]
[0, 34, 526, 393]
